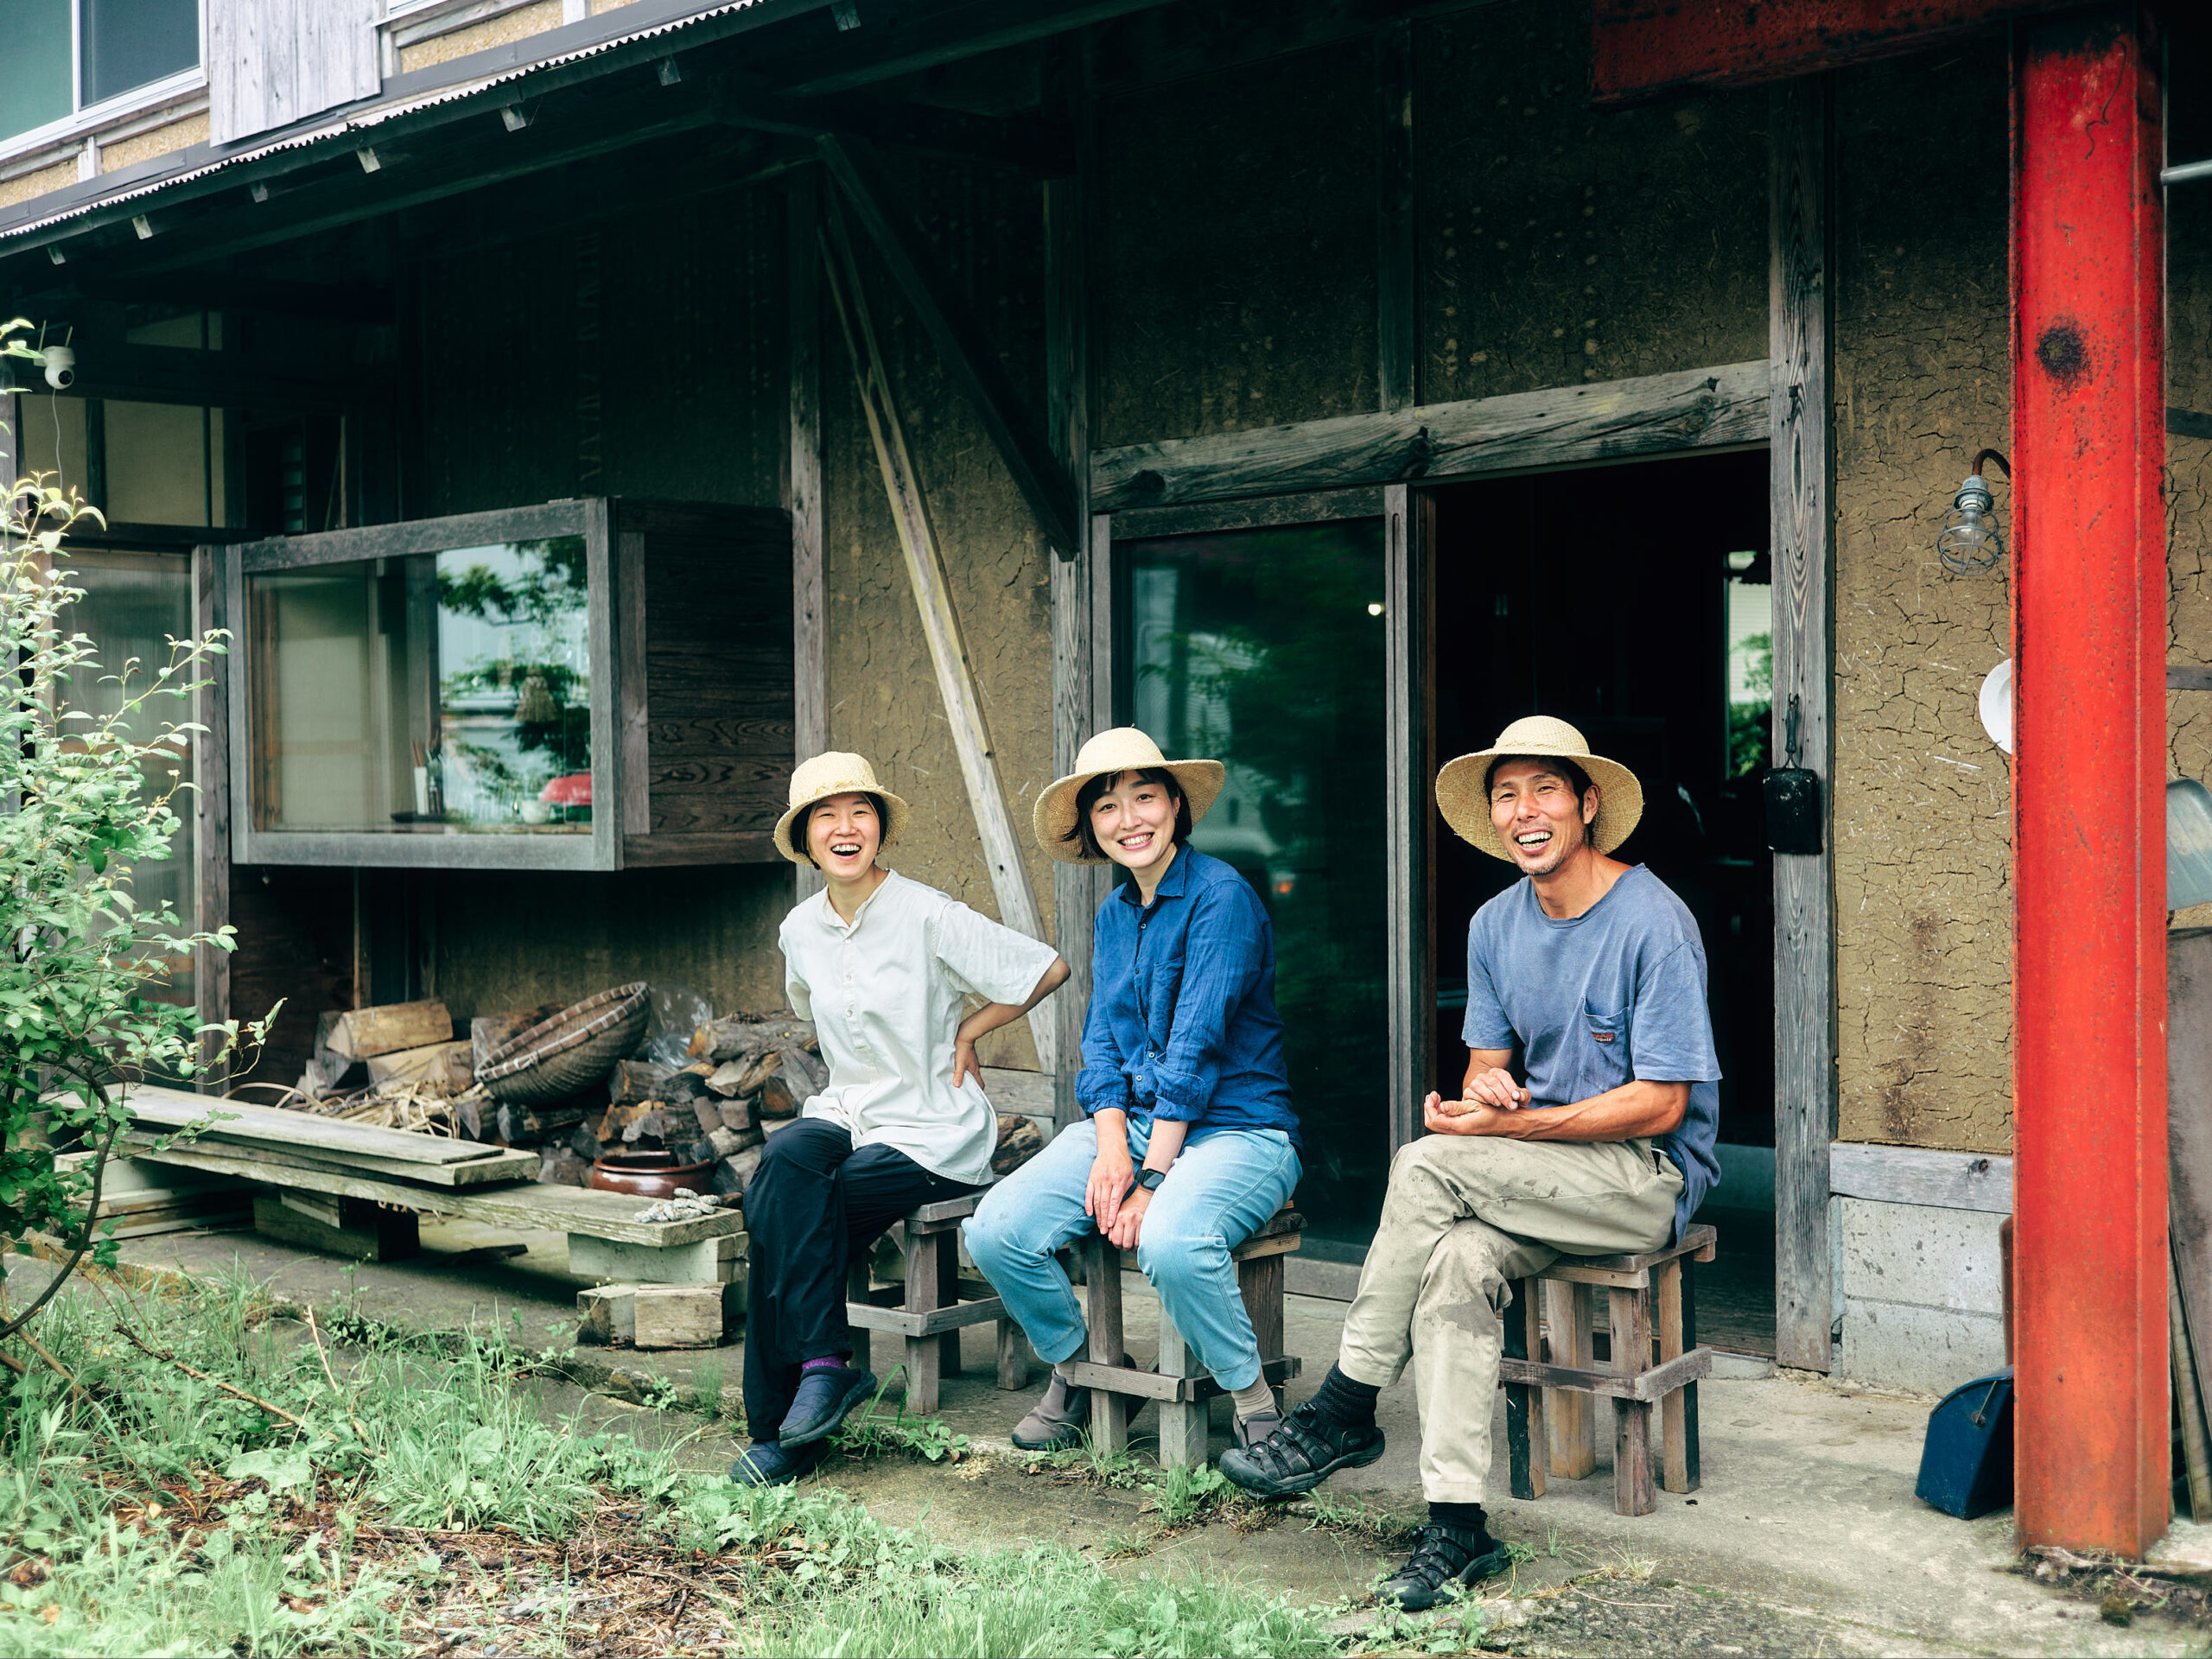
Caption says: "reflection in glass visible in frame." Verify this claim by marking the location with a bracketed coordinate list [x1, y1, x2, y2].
[1123, 522, 1389, 1250]
[246, 537, 592, 836]
[61, 550, 194, 1006]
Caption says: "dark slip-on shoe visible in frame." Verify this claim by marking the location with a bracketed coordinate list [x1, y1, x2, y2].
[777, 1366, 879, 1447]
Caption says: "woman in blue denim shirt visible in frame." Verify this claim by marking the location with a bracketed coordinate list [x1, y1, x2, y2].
[967, 728, 1303, 1454]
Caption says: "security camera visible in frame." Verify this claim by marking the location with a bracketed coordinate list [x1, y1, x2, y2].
[41, 345, 73, 390]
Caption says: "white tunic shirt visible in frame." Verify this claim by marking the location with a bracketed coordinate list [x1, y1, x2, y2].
[779, 869, 1059, 1186]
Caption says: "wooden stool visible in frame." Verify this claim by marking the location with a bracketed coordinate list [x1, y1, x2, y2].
[1063, 1206, 1305, 1467]
[844, 1196, 1028, 1414]
[1500, 1222, 1716, 1516]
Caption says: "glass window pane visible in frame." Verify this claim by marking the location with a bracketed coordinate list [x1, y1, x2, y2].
[246, 537, 594, 836]
[60, 550, 196, 1007]
[82, 0, 199, 106]
[105, 400, 212, 527]
[0, 0, 73, 142]
[1123, 521, 1390, 1253]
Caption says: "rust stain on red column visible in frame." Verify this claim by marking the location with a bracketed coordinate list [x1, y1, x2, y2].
[2012, 4, 2167, 1556]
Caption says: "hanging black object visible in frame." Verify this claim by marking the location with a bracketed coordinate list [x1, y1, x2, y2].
[1764, 695, 1824, 855]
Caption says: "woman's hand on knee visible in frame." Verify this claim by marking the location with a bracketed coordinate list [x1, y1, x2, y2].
[1085, 1144, 1134, 1231]
[1104, 1188, 1150, 1250]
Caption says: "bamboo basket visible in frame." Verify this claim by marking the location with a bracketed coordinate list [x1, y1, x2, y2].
[478, 982, 651, 1105]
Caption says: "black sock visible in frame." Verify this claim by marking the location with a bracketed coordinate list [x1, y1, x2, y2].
[1428, 1500, 1489, 1535]
[1306, 1363, 1382, 1429]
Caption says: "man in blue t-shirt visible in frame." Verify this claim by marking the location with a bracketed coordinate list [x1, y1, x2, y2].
[1224, 717, 1721, 1609]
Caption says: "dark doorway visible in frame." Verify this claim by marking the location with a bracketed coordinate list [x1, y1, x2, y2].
[1427, 448, 1777, 1351]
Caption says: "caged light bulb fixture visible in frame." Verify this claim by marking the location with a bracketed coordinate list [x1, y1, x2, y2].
[1937, 448, 2011, 575]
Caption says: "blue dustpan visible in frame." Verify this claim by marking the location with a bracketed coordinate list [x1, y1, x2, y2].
[1916, 1368, 2014, 1519]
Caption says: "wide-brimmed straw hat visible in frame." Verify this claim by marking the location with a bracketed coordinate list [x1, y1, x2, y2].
[1435, 715, 1643, 862]
[774, 751, 912, 866]
[1033, 728, 1226, 865]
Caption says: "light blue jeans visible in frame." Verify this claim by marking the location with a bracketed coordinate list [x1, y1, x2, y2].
[967, 1116, 1301, 1391]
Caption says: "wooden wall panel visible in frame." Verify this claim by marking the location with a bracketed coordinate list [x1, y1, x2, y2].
[209, 0, 379, 148]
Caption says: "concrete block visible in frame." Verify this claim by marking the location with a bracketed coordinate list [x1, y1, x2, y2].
[1840, 1299, 2006, 1395]
[567, 1230, 744, 1285]
[576, 1279, 742, 1344]
[634, 1285, 723, 1349]
[1838, 1198, 2005, 1316]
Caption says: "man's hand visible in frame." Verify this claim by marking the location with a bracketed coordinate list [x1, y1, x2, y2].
[1462, 1066, 1529, 1110]
[1106, 1185, 1151, 1249]
[1423, 1092, 1513, 1137]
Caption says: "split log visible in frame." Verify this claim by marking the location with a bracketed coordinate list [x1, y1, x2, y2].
[707, 1125, 765, 1160]
[716, 1099, 756, 1134]
[569, 1121, 606, 1163]
[992, 1115, 1045, 1177]
[609, 1060, 676, 1107]
[669, 1137, 719, 1169]
[470, 1004, 562, 1074]
[705, 1061, 752, 1097]
[309, 1013, 370, 1092]
[537, 1147, 592, 1187]
[601, 1100, 657, 1137]
[690, 1016, 818, 1065]
[325, 1000, 454, 1061]
[660, 1071, 711, 1106]
[619, 1108, 699, 1145]
[710, 1146, 765, 1199]
[497, 1102, 587, 1146]
[782, 1045, 829, 1095]
[758, 1072, 804, 1118]
[367, 1039, 474, 1095]
[689, 1101, 724, 1138]
[731, 1051, 783, 1097]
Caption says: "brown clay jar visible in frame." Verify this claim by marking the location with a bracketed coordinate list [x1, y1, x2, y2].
[588, 1150, 714, 1199]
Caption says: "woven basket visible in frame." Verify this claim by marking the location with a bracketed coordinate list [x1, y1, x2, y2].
[479, 982, 651, 1106]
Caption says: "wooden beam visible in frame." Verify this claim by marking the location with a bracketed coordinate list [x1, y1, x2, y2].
[192, 541, 232, 1094]
[1091, 361, 1767, 513]
[788, 167, 828, 903]
[717, 78, 1076, 176]
[1382, 484, 1433, 1152]
[777, 0, 1185, 97]
[1375, 19, 1417, 412]
[1046, 48, 1100, 1124]
[16, 340, 362, 414]
[1828, 1142, 2013, 1214]
[819, 134, 1078, 560]
[1769, 77, 1835, 1376]
[1592, 0, 2066, 106]
[821, 206, 1057, 1071]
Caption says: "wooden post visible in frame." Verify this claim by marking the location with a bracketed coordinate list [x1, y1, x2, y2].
[1656, 1257, 1700, 1493]
[820, 210, 1056, 1071]
[1084, 1234, 1128, 1452]
[1155, 1310, 1208, 1468]
[902, 1220, 943, 1413]
[1375, 19, 1416, 413]
[1608, 1285, 1655, 1516]
[787, 166, 828, 902]
[1503, 1275, 1548, 1500]
[1768, 75, 1836, 1375]
[192, 541, 232, 1091]
[1543, 1279, 1598, 1478]
[2011, 6, 2167, 1555]
[1382, 485, 1433, 1154]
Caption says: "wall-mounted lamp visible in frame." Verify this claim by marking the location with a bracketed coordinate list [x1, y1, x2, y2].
[1938, 448, 2011, 575]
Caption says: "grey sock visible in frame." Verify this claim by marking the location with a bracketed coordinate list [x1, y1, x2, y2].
[1229, 1376, 1277, 1421]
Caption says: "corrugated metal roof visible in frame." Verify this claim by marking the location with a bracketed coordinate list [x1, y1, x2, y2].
[0, 0, 798, 249]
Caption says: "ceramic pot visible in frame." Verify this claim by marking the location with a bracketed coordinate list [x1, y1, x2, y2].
[588, 1151, 714, 1199]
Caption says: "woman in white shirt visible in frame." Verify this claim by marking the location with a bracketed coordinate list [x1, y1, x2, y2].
[731, 752, 1068, 1487]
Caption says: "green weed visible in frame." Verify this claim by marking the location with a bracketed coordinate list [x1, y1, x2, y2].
[1141, 1461, 1233, 1529]
[831, 1374, 970, 1464]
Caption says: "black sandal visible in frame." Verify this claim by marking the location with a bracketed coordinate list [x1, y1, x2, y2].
[1377, 1522, 1511, 1610]
[1217, 1402, 1384, 1498]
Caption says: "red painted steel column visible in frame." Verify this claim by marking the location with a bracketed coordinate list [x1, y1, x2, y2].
[2012, 6, 2167, 1554]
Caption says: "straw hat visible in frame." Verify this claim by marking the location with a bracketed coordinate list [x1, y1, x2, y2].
[1032, 728, 1226, 865]
[1435, 715, 1643, 862]
[774, 751, 911, 866]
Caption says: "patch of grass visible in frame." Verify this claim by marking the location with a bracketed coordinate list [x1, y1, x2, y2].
[1141, 1461, 1234, 1529]
[831, 1375, 971, 1464]
[1300, 1489, 1422, 1548]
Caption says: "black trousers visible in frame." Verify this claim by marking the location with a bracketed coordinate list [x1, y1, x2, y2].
[741, 1116, 969, 1439]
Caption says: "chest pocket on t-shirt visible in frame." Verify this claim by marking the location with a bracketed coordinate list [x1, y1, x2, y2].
[1576, 1002, 1630, 1099]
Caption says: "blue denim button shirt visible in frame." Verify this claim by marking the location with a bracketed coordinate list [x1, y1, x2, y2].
[1075, 847, 1300, 1146]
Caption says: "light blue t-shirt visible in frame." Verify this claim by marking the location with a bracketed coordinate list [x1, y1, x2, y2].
[1460, 865, 1721, 1243]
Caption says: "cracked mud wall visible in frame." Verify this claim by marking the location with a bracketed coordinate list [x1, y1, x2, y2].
[820, 154, 1057, 1068]
[1832, 54, 2014, 1153]
[2169, 16, 2212, 930]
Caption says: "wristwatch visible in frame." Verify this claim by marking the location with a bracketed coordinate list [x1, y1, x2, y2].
[1126, 1166, 1166, 1198]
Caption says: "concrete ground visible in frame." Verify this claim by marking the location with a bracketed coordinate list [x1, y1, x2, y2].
[26, 1216, 2210, 1656]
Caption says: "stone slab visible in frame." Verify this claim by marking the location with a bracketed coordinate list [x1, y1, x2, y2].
[1839, 1196, 2005, 1316]
[1840, 1297, 2007, 1395]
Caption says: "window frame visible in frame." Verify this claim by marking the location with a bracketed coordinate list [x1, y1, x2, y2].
[0, 1, 207, 169]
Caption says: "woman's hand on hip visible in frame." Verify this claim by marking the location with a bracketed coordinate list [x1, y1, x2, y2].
[1085, 1142, 1135, 1230]
[950, 1037, 982, 1090]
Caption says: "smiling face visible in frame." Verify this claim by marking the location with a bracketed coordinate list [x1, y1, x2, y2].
[1488, 759, 1599, 878]
[1088, 770, 1183, 877]
[805, 791, 882, 882]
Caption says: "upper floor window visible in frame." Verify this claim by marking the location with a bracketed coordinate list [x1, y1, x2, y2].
[0, 0, 202, 149]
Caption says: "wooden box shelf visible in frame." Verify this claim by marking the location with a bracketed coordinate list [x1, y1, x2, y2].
[219, 498, 791, 870]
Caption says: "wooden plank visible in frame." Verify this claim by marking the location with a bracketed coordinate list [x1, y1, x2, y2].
[192, 540, 232, 1094]
[820, 202, 1057, 1072]
[121, 1084, 500, 1166]
[2170, 929, 2212, 1432]
[980, 1067, 1054, 1121]
[1829, 1142, 2013, 1213]
[365, 1039, 473, 1091]
[1060, 1355, 1301, 1405]
[1610, 1286, 1656, 1515]
[2172, 665, 2212, 692]
[1084, 1236, 1128, 1448]
[127, 1141, 748, 1246]
[1375, 19, 1417, 412]
[845, 1295, 1008, 1338]
[587, 497, 623, 873]
[1770, 77, 1836, 1376]
[1540, 1223, 1718, 1276]
[2173, 1254, 2212, 1522]
[1090, 362, 1768, 513]
[1543, 1279, 1598, 1478]
[788, 165, 828, 903]
[234, 502, 589, 574]
[124, 1133, 539, 1190]
[1383, 485, 1432, 1154]
[819, 134, 1079, 560]
[1497, 1346, 1713, 1404]
[1050, 518, 1112, 1125]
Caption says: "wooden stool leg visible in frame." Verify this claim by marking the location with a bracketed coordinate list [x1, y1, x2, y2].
[1608, 1286, 1655, 1516]
[846, 1257, 873, 1375]
[1237, 1250, 1288, 1412]
[1503, 1276, 1548, 1500]
[1544, 1280, 1598, 1478]
[1084, 1235, 1128, 1452]
[934, 1230, 963, 1381]
[1656, 1256, 1701, 1491]
[996, 1319, 1031, 1389]
[1156, 1311, 1208, 1468]
[903, 1223, 941, 1414]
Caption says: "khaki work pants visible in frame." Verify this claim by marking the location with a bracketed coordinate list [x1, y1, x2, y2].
[1338, 1135, 1683, 1504]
